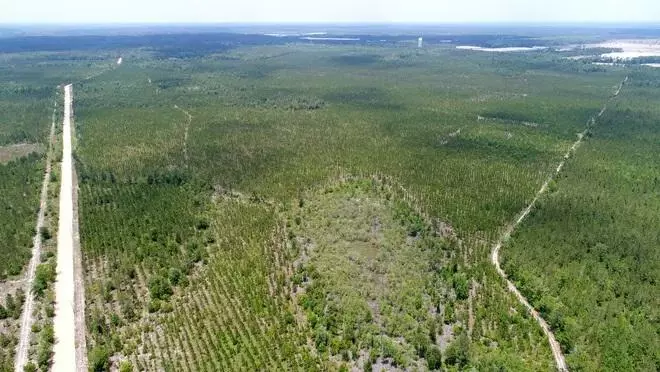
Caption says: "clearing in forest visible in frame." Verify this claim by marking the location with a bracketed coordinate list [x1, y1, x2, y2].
[0, 143, 43, 164]
[286, 178, 463, 370]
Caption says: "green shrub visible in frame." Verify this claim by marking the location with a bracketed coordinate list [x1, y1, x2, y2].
[119, 361, 134, 372]
[33, 262, 56, 297]
[445, 333, 470, 368]
[39, 226, 52, 240]
[426, 346, 442, 370]
[168, 267, 182, 285]
[148, 299, 162, 313]
[148, 275, 173, 301]
[89, 345, 110, 372]
[452, 274, 469, 301]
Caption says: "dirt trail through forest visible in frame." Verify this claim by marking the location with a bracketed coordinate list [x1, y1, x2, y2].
[491, 76, 627, 372]
[14, 102, 58, 371]
[52, 84, 86, 372]
[174, 105, 193, 166]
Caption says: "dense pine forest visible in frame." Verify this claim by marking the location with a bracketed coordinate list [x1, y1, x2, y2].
[0, 28, 657, 371]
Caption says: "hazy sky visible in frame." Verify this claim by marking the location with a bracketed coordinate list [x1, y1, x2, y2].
[2, 0, 660, 24]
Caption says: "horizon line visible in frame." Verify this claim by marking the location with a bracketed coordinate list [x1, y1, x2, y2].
[2, 21, 660, 26]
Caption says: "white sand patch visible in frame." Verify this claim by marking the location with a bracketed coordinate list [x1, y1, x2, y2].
[588, 39, 660, 60]
[602, 51, 660, 59]
[265, 32, 326, 37]
[566, 55, 594, 60]
[117, 57, 122, 65]
[643, 63, 660, 67]
[265, 33, 294, 37]
[456, 45, 547, 52]
[301, 37, 360, 41]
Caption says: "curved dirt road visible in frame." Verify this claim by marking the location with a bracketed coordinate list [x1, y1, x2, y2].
[14, 103, 58, 371]
[491, 76, 627, 372]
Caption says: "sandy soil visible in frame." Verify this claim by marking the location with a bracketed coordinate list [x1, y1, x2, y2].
[571, 40, 660, 60]
[72, 163, 88, 371]
[594, 39, 660, 59]
[491, 76, 627, 372]
[14, 107, 56, 371]
[52, 84, 78, 372]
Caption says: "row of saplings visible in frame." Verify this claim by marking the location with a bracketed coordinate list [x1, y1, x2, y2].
[86, 229, 211, 371]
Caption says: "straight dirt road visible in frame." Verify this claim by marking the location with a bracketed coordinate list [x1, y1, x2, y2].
[491, 76, 627, 372]
[52, 83, 79, 372]
[14, 102, 58, 371]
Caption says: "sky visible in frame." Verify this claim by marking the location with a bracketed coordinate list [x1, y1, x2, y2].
[2, 0, 660, 24]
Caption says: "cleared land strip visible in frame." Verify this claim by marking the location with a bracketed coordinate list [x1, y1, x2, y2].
[491, 76, 628, 372]
[53, 84, 84, 372]
[477, 115, 542, 128]
[14, 102, 58, 371]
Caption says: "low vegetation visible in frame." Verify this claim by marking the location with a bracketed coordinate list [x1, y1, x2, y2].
[0, 289, 26, 369]
[288, 178, 461, 370]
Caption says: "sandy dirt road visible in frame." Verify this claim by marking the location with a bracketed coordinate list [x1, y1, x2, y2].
[52, 84, 82, 372]
[491, 76, 627, 372]
[14, 103, 57, 371]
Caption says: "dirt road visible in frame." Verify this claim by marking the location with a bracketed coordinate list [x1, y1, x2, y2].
[174, 105, 193, 166]
[52, 84, 79, 372]
[14, 103, 57, 371]
[491, 76, 627, 372]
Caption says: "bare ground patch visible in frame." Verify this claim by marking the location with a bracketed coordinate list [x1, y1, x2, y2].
[477, 115, 542, 128]
[0, 143, 43, 164]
